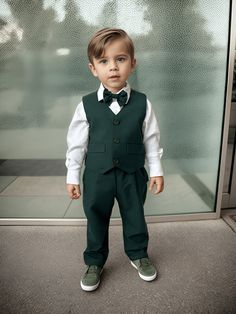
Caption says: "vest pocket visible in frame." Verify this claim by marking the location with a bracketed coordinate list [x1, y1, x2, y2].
[127, 143, 145, 154]
[87, 143, 106, 153]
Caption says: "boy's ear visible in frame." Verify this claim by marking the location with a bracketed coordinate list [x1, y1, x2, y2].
[88, 63, 98, 77]
[131, 58, 137, 72]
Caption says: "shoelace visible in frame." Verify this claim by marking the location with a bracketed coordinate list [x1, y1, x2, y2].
[140, 258, 151, 267]
[87, 265, 99, 274]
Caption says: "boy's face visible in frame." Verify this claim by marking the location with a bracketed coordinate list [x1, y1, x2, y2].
[89, 38, 136, 93]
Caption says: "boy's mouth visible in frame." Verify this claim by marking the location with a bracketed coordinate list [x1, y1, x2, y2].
[109, 75, 120, 79]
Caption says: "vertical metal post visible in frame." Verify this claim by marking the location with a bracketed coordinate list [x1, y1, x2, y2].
[216, 0, 236, 217]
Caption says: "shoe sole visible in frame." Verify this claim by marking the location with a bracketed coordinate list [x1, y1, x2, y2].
[80, 268, 103, 292]
[131, 261, 157, 281]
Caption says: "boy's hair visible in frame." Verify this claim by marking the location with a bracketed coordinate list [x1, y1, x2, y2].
[87, 28, 135, 64]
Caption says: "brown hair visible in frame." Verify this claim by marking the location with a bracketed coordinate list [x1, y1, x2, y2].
[87, 28, 135, 64]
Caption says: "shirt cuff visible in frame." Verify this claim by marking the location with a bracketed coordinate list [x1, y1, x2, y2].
[66, 169, 81, 185]
[148, 159, 164, 177]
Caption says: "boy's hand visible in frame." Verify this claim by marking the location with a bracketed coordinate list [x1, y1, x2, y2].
[148, 176, 164, 195]
[67, 184, 81, 199]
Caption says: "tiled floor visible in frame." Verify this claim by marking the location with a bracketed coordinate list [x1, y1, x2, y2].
[1, 176, 68, 196]
[0, 159, 66, 176]
[0, 172, 216, 219]
[0, 176, 17, 193]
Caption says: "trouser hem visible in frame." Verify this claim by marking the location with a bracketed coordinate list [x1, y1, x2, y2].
[128, 253, 149, 261]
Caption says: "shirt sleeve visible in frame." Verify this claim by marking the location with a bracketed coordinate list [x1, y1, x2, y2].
[65, 100, 89, 185]
[142, 98, 164, 177]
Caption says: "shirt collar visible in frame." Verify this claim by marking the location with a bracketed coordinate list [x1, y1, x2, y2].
[97, 82, 131, 104]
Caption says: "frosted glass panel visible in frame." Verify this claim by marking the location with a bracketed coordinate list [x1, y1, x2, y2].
[0, 0, 230, 217]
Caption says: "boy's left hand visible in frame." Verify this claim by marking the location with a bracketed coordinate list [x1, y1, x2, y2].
[148, 176, 164, 195]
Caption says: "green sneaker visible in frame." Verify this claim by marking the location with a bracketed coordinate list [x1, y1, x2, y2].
[131, 257, 157, 281]
[80, 265, 103, 291]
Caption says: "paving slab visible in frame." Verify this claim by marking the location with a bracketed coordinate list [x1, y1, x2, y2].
[0, 196, 70, 218]
[0, 176, 67, 196]
[0, 219, 235, 314]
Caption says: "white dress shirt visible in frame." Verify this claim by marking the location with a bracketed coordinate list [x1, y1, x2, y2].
[65, 82, 163, 184]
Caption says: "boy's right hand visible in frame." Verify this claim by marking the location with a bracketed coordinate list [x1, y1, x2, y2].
[66, 184, 81, 199]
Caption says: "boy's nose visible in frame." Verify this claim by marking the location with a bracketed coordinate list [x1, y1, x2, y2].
[109, 60, 118, 71]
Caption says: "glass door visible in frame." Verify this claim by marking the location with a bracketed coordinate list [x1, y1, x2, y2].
[0, 0, 233, 221]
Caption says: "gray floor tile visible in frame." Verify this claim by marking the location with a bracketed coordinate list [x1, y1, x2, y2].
[0, 176, 17, 193]
[64, 198, 85, 218]
[65, 197, 121, 218]
[145, 174, 214, 215]
[0, 196, 70, 218]
[1, 176, 67, 196]
[0, 159, 66, 176]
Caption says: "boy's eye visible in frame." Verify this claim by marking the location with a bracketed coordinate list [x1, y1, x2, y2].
[99, 59, 107, 64]
[117, 57, 126, 62]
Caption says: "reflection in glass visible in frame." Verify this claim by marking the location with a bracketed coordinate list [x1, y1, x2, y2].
[0, 0, 231, 217]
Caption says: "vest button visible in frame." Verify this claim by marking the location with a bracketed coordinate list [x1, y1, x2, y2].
[113, 119, 120, 125]
[113, 138, 120, 144]
[113, 158, 119, 165]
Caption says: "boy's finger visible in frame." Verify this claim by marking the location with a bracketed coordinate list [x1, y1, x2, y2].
[67, 187, 74, 199]
[148, 180, 154, 190]
[74, 186, 80, 194]
[155, 181, 164, 194]
[73, 186, 81, 198]
[154, 184, 161, 194]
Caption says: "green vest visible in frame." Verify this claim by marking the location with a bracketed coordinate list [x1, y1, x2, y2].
[83, 89, 147, 174]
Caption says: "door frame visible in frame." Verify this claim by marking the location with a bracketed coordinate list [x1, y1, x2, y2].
[219, 0, 236, 211]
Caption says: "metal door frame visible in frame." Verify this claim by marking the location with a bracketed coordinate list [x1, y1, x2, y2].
[220, 0, 236, 210]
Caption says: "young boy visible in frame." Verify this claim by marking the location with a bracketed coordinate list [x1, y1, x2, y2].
[66, 28, 164, 292]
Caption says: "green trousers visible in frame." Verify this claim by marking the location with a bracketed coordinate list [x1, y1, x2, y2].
[82, 166, 149, 267]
